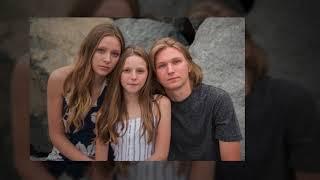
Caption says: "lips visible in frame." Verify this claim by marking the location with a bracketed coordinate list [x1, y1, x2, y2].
[168, 77, 179, 81]
[99, 65, 110, 70]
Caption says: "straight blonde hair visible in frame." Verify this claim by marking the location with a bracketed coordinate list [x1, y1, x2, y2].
[149, 37, 203, 89]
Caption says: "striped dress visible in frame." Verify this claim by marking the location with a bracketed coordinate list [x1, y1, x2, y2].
[111, 117, 157, 161]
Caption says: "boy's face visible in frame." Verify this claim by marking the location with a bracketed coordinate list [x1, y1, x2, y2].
[154, 47, 191, 92]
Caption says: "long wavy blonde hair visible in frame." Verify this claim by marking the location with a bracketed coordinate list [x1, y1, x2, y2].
[96, 46, 160, 144]
[63, 23, 125, 133]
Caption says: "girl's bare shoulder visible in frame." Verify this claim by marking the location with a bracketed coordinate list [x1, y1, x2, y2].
[49, 65, 74, 82]
[153, 94, 170, 106]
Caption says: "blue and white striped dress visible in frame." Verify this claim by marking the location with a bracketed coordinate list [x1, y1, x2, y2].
[111, 116, 157, 161]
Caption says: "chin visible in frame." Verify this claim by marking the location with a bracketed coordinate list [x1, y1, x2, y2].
[163, 82, 181, 90]
[98, 71, 111, 77]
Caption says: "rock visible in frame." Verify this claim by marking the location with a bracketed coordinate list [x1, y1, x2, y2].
[189, 17, 245, 159]
[114, 18, 187, 51]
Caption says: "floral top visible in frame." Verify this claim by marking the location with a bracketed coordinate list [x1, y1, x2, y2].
[47, 83, 106, 161]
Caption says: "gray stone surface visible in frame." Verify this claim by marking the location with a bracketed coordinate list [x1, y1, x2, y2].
[189, 17, 245, 159]
[114, 18, 187, 51]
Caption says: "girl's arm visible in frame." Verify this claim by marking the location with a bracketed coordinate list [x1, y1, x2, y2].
[95, 138, 109, 161]
[147, 96, 171, 161]
[47, 68, 92, 161]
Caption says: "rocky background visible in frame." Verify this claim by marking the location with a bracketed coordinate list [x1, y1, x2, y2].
[29, 17, 245, 159]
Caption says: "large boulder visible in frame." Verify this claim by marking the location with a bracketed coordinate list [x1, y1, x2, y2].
[114, 18, 187, 51]
[189, 17, 245, 159]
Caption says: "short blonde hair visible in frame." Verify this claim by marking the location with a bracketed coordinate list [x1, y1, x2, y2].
[149, 37, 203, 88]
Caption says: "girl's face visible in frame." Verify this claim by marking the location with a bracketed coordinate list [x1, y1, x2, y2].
[120, 55, 148, 95]
[92, 36, 121, 78]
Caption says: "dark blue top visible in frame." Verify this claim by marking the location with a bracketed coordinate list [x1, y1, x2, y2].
[46, 85, 107, 161]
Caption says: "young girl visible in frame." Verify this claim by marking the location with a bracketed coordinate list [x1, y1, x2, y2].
[95, 46, 171, 161]
[46, 22, 125, 162]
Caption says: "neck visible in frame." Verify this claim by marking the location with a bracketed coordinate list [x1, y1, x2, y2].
[124, 92, 141, 118]
[92, 75, 105, 92]
[124, 92, 139, 105]
[165, 80, 192, 102]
